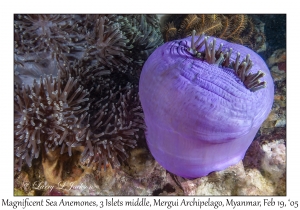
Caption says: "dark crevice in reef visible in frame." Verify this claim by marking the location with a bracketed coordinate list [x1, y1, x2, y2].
[152, 183, 176, 195]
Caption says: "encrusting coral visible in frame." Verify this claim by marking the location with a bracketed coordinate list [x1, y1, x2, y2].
[14, 14, 161, 179]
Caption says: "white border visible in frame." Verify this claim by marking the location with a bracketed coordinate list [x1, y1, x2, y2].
[1, 1, 298, 209]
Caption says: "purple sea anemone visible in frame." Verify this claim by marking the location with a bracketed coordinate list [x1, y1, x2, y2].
[139, 31, 274, 178]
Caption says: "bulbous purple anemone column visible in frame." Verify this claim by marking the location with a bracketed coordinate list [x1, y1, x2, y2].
[139, 31, 274, 178]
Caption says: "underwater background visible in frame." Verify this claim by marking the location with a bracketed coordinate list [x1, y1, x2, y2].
[14, 14, 286, 196]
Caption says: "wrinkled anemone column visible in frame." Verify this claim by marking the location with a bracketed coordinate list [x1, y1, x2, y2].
[139, 31, 274, 178]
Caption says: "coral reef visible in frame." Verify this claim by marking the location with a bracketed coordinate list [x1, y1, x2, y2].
[14, 14, 162, 183]
[13, 14, 285, 196]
